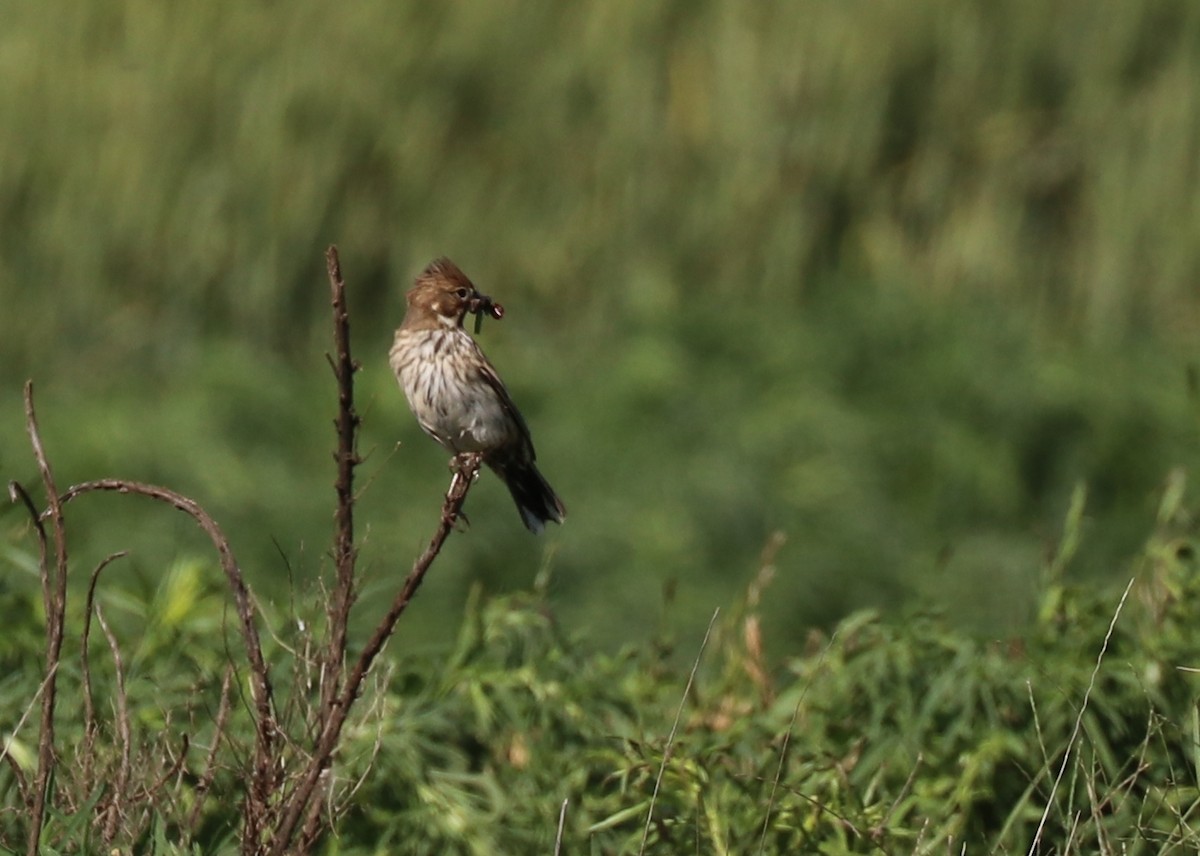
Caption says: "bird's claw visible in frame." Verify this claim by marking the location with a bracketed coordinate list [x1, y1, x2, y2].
[444, 452, 483, 531]
[448, 452, 484, 480]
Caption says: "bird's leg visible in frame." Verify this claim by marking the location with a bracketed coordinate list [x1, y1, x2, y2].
[447, 451, 483, 485]
[444, 452, 483, 530]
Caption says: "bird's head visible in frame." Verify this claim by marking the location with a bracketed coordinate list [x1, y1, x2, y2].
[404, 258, 504, 330]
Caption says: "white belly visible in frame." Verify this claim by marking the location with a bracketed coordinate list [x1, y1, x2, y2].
[391, 329, 516, 453]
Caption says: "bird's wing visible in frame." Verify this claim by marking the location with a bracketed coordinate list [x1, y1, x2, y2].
[471, 345, 538, 461]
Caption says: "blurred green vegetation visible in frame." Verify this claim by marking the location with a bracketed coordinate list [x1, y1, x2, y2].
[3, 0, 1200, 657]
[4, 489, 1200, 851]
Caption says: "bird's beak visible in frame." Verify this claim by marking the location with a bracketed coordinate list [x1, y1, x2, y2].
[467, 292, 505, 320]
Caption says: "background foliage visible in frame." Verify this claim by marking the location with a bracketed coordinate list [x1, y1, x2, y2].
[3, 0, 1200, 648]
[3, 1, 1200, 850]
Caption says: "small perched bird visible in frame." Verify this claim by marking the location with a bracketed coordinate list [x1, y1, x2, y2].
[389, 258, 566, 533]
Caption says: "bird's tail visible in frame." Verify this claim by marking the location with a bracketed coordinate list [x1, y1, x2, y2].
[491, 461, 566, 534]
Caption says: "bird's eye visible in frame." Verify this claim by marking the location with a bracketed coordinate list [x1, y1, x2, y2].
[455, 287, 471, 300]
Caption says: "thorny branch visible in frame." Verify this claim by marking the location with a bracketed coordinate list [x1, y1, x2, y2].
[53, 478, 279, 845]
[277, 451, 480, 854]
[269, 246, 482, 854]
[322, 245, 361, 723]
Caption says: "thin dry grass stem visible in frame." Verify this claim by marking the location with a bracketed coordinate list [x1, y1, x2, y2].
[1, 754, 29, 812]
[298, 673, 390, 851]
[639, 607, 721, 856]
[6, 481, 46, 563]
[5, 481, 45, 817]
[1065, 809, 1082, 845]
[1097, 759, 1150, 817]
[296, 769, 333, 855]
[299, 684, 389, 855]
[910, 816, 930, 853]
[79, 551, 128, 797]
[322, 245, 361, 723]
[351, 440, 400, 509]
[21, 381, 71, 856]
[1027, 681, 1050, 775]
[143, 733, 192, 838]
[554, 798, 569, 856]
[1028, 576, 1136, 855]
[771, 785, 876, 850]
[269, 452, 483, 854]
[743, 533, 784, 707]
[94, 600, 131, 843]
[874, 752, 922, 843]
[340, 672, 390, 797]
[53, 477, 278, 845]
[185, 665, 235, 844]
[1083, 762, 1112, 855]
[0, 661, 58, 813]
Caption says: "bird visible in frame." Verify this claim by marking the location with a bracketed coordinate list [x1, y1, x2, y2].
[389, 258, 566, 533]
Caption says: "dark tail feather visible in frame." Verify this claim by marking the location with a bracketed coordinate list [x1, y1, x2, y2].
[492, 461, 566, 534]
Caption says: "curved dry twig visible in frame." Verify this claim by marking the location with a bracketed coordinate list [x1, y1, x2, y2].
[95, 600, 131, 844]
[143, 734, 191, 805]
[80, 551, 129, 795]
[53, 478, 279, 843]
[554, 798, 569, 856]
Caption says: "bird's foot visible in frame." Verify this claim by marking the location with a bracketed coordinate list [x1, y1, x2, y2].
[444, 452, 483, 530]
[448, 452, 484, 481]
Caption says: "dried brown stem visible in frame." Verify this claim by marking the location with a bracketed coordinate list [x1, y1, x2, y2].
[322, 244, 361, 721]
[5, 479, 49, 813]
[296, 769, 330, 853]
[270, 454, 482, 854]
[53, 478, 278, 846]
[295, 671, 388, 851]
[22, 381, 70, 856]
[144, 734, 191, 804]
[185, 665, 235, 843]
[95, 600, 130, 843]
[1, 752, 29, 811]
[80, 551, 128, 796]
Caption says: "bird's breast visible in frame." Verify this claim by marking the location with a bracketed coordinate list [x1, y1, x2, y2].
[390, 329, 517, 454]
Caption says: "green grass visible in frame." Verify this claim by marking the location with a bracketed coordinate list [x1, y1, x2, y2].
[3, 481, 1200, 852]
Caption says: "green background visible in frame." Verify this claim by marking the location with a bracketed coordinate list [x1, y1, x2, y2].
[2, 0, 1199, 657]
